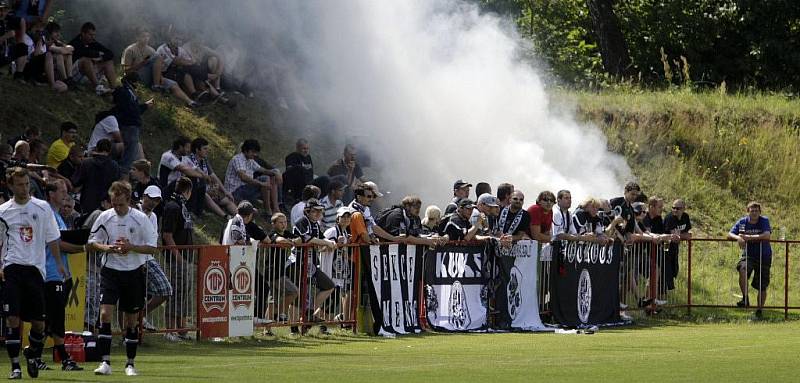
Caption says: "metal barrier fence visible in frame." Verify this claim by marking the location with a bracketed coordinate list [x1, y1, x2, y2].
[2, 238, 798, 343]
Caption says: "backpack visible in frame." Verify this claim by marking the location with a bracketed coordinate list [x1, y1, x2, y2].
[374, 205, 404, 230]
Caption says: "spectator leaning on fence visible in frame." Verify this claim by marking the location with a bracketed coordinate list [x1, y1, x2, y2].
[292, 198, 338, 327]
[291, 184, 321, 227]
[421, 205, 442, 236]
[472, 193, 499, 236]
[727, 201, 771, 318]
[527, 190, 555, 244]
[663, 198, 692, 300]
[496, 182, 514, 209]
[86, 181, 158, 376]
[222, 201, 257, 245]
[376, 195, 443, 246]
[0, 167, 65, 380]
[497, 190, 531, 244]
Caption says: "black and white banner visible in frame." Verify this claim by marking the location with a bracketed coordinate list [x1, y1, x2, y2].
[367, 244, 423, 336]
[550, 241, 622, 327]
[494, 240, 548, 331]
[424, 244, 489, 332]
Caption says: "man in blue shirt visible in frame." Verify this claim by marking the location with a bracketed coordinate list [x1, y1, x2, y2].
[43, 179, 84, 371]
[727, 201, 772, 318]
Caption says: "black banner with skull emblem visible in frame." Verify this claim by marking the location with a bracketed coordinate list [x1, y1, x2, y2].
[493, 240, 548, 330]
[550, 240, 622, 327]
[424, 244, 491, 332]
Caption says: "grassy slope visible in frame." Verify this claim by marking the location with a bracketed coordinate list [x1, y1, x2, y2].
[1, 77, 343, 242]
[566, 90, 800, 238]
[6, 322, 800, 382]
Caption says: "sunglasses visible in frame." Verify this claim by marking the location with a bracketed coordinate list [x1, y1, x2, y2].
[511, 198, 524, 201]
[672, 206, 684, 210]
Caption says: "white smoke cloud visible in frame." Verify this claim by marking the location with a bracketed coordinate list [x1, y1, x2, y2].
[283, 0, 631, 205]
[69, 0, 631, 206]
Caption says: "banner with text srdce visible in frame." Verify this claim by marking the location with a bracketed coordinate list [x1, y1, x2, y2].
[367, 244, 423, 336]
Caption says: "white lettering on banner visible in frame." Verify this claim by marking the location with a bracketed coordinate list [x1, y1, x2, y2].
[435, 252, 482, 279]
[202, 317, 227, 323]
[405, 300, 418, 327]
[564, 242, 613, 265]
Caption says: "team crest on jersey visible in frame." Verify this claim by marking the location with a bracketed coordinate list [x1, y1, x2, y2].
[31, 213, 38, 221]
[231, 262, 253, 310]
[202, 261, 227, 313]
[18, 226, 33, 242]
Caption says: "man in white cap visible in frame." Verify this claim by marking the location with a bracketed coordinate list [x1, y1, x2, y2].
[471, 193, 500, 236]
[137, 185, 174, 333]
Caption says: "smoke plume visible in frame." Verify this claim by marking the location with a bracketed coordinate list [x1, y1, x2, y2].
[65, 0, 631, 206]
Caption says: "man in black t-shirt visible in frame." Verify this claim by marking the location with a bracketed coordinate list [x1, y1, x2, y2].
[609, 182, 642, 238]
[292, 199, 338, 324]
[71, 139, 121, 215]
[377, 196, 444, 247]
[160, 177, 193, 339]
[498, 191, 531, 241]
[444, 199, 486, 241]
[663, 199, 692, 295]
[284, 139, 314, 205]
[642, 196, 665, 235]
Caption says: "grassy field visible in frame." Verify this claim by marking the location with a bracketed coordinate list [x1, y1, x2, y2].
[4, 321, 799, 382]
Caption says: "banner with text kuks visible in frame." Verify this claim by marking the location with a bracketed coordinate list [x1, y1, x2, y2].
[550, 241, 622, 327]
[198, 246, 229, 339]
[228, 245, 256, 337]
[424, 244, 489, 332]
[366, 244, 423, 336]
[494, 240, 549, 331]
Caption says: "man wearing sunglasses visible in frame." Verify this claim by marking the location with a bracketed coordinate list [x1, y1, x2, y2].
[663, 199, 692, 299]
[348, 183, 399, 244]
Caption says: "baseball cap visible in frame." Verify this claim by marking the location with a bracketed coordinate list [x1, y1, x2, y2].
[143, 185, 162, 199]
[458, 199, 476, 209]
[477, 193, 499, 207]
[453, 179, 472, 190]
[362, 181, 383, 197]
[336, 206, 356, 217]
[305, 198, 325, 210]
[237, 200, 255, 216]
[632, 202, 646, 213]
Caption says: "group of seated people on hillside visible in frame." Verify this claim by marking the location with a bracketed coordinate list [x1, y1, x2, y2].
[2, 5, 234, 106]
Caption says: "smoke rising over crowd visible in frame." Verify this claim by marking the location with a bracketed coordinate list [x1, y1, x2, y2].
[69, 0, 631, 203]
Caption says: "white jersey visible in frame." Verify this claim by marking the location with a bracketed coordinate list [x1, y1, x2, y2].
[0, 198, 61, 279]
[88, 207, 157, 271]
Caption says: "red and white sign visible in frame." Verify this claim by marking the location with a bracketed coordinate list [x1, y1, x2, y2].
[228, 245, 256, 337]
[197, 246, 230, 339]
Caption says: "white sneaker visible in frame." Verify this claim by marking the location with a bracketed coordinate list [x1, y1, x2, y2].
[164, 332, 180, 342]
[142, 318, 158, 332]
[254, 317, 274, 325]
[95, 84, 112, 95]
[654, 299, 668, 306]
[94, 362, 112, 375]
[619, 302, 628, 310]
[620, 312, 634, 321]
[125, 365, 138, 376]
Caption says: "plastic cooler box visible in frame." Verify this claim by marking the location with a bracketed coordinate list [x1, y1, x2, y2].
[53, 331, 100, 362]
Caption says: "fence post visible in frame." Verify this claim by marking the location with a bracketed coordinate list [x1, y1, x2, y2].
[649, 242, 658, 312]
[686, 240, 692, 317]
[298, 246, 310, 335]
[785, 241, 789, 321]
[351, 246, 361, 334]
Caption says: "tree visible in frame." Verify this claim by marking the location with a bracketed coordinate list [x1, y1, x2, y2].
[586, 0, 631, 77]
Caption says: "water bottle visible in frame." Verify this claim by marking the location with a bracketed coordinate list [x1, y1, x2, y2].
[780, 226, 787, 241]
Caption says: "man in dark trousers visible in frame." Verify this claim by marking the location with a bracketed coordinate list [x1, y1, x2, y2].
[160, 177, 194, 341]
[112, 72, 153, 173]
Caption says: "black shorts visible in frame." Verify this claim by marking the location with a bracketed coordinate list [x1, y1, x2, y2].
[23, 53, 47, 82]
[45, 278, 73, 338]
[737, 257, 771, 290]
[312, 266, 335, 291]
[100, 266, 146, 314]
[1, 264, 46, 322]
